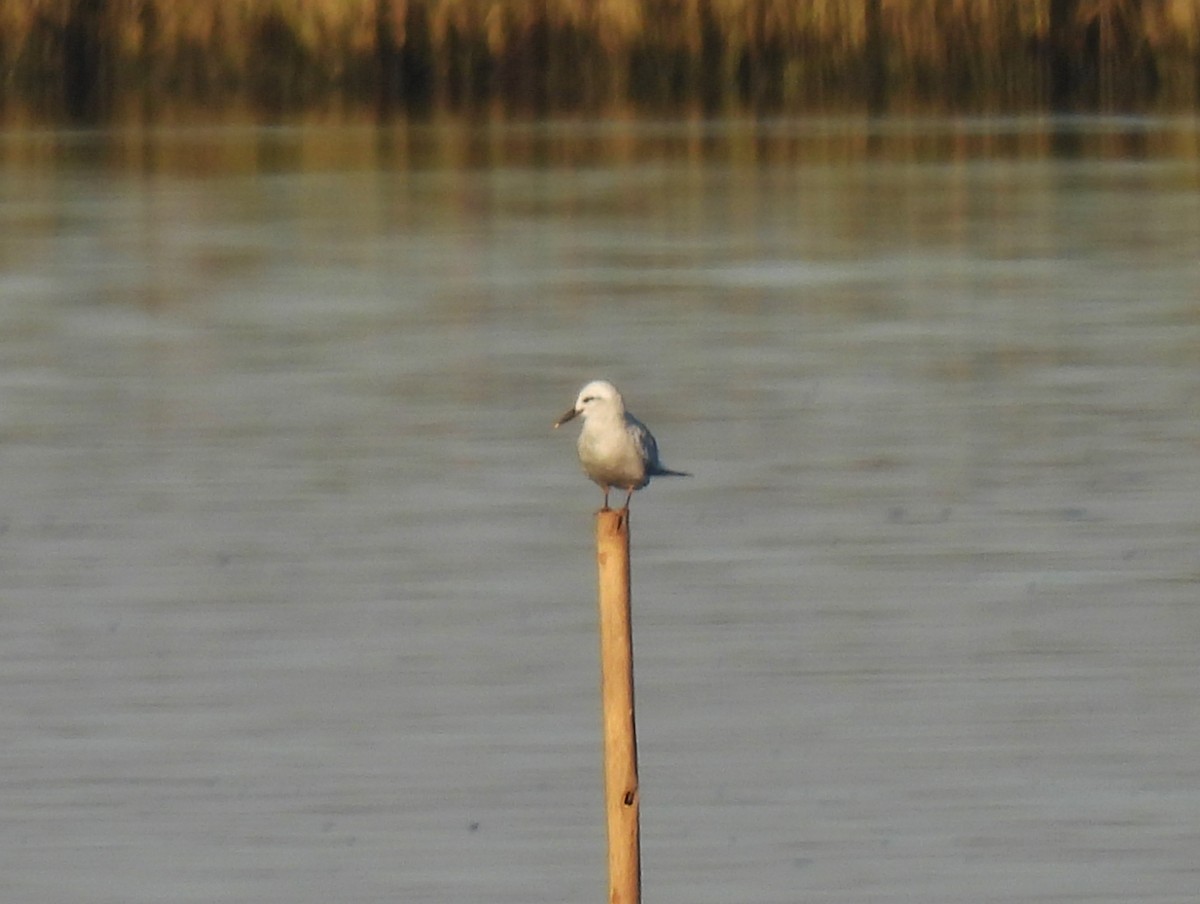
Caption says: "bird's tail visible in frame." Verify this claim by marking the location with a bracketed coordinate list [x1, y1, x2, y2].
[654, 467, 691, 478]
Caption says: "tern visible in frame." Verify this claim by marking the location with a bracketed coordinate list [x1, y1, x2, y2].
[555, 380, 690, 509]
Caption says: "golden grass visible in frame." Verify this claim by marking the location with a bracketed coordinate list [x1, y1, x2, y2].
[2, 0, 1197, 115]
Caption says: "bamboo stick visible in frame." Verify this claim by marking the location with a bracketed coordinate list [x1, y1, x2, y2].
[595, 508, 641, 904]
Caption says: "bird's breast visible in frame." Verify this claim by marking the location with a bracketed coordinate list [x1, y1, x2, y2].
[577, 426, 648, 487]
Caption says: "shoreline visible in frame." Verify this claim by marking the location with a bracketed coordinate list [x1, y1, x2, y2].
[4, 0, 1197, 120]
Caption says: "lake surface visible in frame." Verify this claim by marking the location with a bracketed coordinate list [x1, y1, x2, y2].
[1, 114, 1198, 903]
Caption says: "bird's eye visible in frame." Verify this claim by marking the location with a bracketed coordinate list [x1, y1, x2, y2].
[582, 396, 595, 403]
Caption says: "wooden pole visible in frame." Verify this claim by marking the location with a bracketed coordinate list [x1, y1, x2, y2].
[595, 508, 641, 904]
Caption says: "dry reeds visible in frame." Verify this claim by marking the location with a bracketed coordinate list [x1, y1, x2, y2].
[2, 0, 1197, 117]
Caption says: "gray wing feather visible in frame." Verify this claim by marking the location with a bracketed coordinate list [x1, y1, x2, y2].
[624, 415, 658, 467]
[627, 413, 689, 477]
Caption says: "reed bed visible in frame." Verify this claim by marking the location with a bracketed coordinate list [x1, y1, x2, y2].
[3, 0, 1198, 116]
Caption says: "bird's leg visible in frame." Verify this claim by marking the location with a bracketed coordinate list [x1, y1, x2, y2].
[622, 487, 634, 510]
[602, 487, 610, 510]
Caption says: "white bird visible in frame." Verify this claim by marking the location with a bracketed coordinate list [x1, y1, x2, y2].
[554, 380, 690, 509]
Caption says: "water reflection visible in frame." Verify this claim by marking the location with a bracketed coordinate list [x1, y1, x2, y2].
[1, 115, 1198, 903]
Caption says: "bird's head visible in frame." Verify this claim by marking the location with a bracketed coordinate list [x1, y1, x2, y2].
[554, 379, 623, 427]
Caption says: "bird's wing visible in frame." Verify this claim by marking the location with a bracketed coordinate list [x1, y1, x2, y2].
[625, 414, 659, 468]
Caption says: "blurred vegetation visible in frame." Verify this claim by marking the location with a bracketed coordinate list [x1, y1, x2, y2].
[2, 0, 1198, 119]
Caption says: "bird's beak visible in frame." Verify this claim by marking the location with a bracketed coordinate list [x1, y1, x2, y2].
[554, 407, 579, 428]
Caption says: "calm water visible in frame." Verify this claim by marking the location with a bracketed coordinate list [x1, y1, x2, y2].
[1, 115, 1198, 903]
